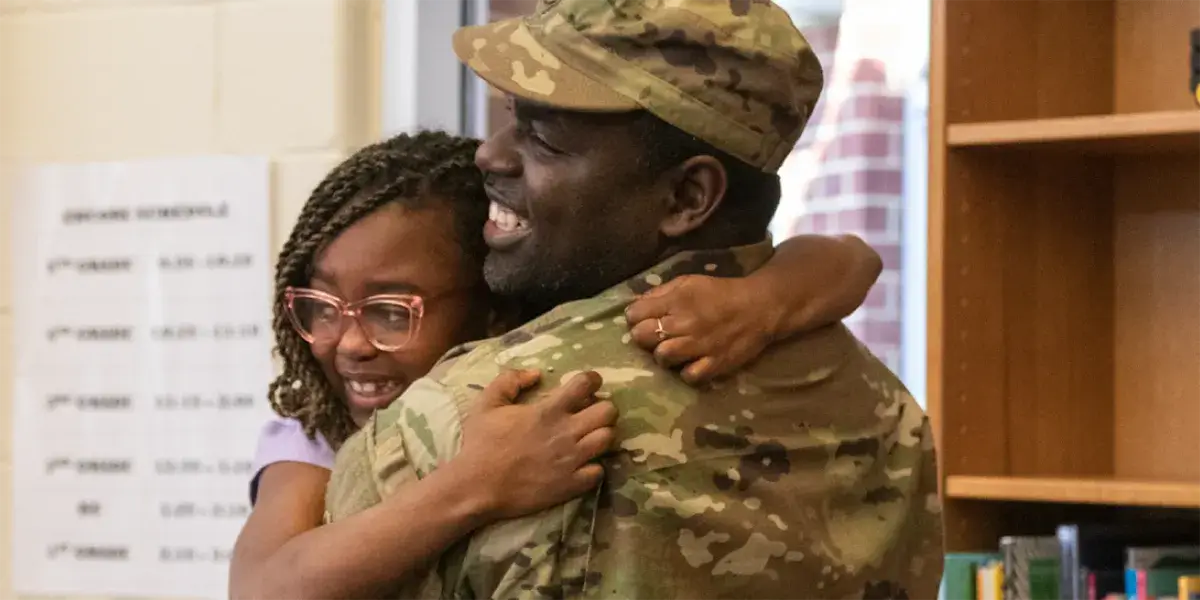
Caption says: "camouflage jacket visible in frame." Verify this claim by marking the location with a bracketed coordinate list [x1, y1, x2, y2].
[325, 240, 944, 599]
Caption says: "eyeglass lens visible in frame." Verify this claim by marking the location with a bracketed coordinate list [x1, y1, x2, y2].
[291, 296, 416, 348]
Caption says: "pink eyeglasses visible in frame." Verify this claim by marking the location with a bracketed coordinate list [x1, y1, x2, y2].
[284, 287, 425, 352]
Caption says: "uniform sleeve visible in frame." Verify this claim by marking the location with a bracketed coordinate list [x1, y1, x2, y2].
[382, 375, 466, 482]
[323, 375, 464, 523]
[322, 419, 382, 523]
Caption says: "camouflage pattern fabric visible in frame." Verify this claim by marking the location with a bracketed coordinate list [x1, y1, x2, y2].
[325, 240, 945, 599]
[451, 0, 824, 174]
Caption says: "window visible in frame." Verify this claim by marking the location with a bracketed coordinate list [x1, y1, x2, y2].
[460, 0, 931, 402]
[461, 0, 539, 139]
[769, 0, 931, 402]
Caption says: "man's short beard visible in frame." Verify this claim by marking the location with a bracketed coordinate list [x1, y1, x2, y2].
[482, 252, 578, 312]
[483, 241, 656, 315]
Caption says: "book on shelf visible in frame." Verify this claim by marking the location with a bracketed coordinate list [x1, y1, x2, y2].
[1002, 536, 1062, 600]
[1059, 522, 1199, 600]
[944, 552, 1003, 600]
[947, 519, 1199, 600]
[1179, 575, 1200, 600]
[978, 561, 1005, 600]
[1126, 546, 1200, 600]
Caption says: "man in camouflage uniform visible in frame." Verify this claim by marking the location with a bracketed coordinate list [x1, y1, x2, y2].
[325, 0, 944, 598]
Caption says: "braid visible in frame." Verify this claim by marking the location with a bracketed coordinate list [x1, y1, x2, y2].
[268, 131, 486, 449]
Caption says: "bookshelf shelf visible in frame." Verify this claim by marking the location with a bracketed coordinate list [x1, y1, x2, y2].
[945, 476, 1200, 508]
[947, 111, 1200, 154]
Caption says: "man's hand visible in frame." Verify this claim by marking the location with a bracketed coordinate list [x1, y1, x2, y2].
[626, 275, 774, 385]
[456, 369, 616, 521]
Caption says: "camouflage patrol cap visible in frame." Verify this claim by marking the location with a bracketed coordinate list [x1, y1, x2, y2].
[453, 0, 824, 173]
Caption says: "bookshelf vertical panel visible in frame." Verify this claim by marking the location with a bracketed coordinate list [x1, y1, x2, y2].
[1113, 155, 1200, 483]
[1113, 0, 1200, 114]
[928, 0, 948, 470]
[938, 151, 1013, 479]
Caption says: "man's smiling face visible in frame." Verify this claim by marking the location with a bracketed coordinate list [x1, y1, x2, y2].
[477, 98, 669, 307]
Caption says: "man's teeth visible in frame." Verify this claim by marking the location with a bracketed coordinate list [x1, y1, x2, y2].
[489, 201, 529, 233]
[348, 380, 400, 395]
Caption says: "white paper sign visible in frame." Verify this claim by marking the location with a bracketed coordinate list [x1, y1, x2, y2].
[9, 156, 275, 599]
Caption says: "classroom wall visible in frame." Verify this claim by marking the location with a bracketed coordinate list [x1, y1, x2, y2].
[0, 0, 382, 597]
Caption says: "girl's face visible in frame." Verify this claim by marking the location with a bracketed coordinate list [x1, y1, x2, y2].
[305, 200, 491, 426]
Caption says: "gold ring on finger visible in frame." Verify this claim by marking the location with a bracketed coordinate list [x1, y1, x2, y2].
[655, 318, 669, 342]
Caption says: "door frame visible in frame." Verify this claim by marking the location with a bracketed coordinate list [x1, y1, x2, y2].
[380, 0, 472, 136]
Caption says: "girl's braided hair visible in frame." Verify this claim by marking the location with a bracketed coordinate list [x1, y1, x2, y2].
[268, 131, 487, 448]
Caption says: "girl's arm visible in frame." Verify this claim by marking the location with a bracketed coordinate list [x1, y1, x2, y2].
[626, 233, 882, 383]
[229, 370, 614, 600]
[230, 458, 491, 599]
[230, 463, 331, 596]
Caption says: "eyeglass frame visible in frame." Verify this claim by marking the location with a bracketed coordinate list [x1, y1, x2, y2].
[283, 286, 426, 352]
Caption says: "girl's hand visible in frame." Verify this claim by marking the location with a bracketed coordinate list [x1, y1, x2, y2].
[626, 275, 773, 385]
[456, 369, 616, 521]
[625, 234, 882, 384]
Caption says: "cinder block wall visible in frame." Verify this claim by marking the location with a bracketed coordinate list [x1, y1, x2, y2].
[0, 0, 382, 597]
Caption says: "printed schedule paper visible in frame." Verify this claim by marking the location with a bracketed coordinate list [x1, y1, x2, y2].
[9, 156, 275, 599]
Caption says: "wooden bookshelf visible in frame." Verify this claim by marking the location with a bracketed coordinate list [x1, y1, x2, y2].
[947, 111, 1200, 154]
[928, 0, 1200, 553]
[946, 476, 1200, 509]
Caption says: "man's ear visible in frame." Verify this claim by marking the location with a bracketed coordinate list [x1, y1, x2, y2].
[659, 155, 727, 239]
